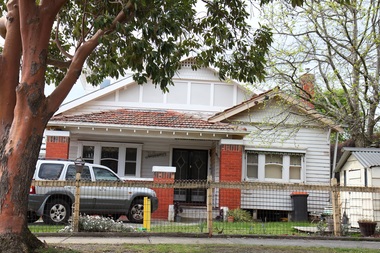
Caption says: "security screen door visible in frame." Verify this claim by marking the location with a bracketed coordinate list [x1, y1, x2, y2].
[173, 149, 208, 204]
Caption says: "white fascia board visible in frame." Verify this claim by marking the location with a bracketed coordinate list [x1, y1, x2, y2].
[152, 166, 176, 173]
[56, 75, 135, 115]
[44, 130, 70, 137]
[244, 146, 307, 154]
[220, 139, 244, 145]
[48, 121, 249, 135]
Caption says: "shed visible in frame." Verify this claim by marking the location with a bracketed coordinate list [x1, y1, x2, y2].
[334, 147, 380, 227]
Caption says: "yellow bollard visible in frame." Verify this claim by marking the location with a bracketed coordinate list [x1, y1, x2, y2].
[143, 197, 151, 232]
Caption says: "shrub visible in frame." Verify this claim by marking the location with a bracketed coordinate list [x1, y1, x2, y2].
[59, 215, 135, 233]
[227, 209, 252, 222]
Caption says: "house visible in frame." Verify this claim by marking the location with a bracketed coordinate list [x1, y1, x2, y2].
[44, 61, 342, 220]
[334, 147, 380, 227]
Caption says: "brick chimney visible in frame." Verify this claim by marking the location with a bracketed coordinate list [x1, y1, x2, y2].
[299, 73, 315, 108]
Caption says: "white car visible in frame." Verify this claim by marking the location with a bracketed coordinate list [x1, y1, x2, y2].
[28, 159, 158, 224]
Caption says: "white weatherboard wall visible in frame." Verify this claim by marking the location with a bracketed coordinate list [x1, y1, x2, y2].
[339, 155, 380, 227]
[233, 101, 332, 214]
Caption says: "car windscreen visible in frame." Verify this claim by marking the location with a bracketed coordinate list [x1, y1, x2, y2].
[93, 167, 120, 181]
[66, 165, 91, 181]
[38, 163, 64, 180]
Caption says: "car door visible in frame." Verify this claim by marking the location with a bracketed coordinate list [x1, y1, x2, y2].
[64, 165, 95, 212]
[92, 166, 128, 213]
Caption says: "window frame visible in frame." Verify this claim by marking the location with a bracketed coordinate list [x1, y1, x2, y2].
[244, 149, 305, 183]
[78, 141, 142, 178]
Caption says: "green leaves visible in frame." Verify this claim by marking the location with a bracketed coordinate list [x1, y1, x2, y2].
[43, 0, 277, 89]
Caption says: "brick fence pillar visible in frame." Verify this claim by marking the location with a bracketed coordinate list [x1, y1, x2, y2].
[45, 130, 70, 159]
[219, 144, 242, 209]
[151, 166, 176, 220]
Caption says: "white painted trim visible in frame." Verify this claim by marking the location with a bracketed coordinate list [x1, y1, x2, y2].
[220, 139, 244, 145]
[44, 130, 70, 137]
[56, 75, 134, 114]
[49, 121, 248, 135]
[152, 166, 176, 173]
[244, 147, 307, 154]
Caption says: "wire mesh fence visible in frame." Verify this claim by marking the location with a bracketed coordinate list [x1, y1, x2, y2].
[29, 179, 380, 237]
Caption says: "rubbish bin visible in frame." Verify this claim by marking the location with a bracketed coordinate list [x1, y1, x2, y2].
[290, 192, 309, 222]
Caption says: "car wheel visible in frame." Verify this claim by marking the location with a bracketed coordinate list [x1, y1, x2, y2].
[42, 199, 70, 225]
[27, 211, 39, 223]
[128, 199, 144, 223]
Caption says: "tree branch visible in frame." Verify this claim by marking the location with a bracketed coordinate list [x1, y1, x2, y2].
[54, 15, 73, 59]
[0, 16, 6, 39]
[47, 1, 134, 113]
[46, 58, 71, 69]
[0, 0, 22, 133]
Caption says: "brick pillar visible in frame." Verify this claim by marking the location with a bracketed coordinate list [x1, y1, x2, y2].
[45, 131, 70, 159]
[219, 144, 242, 209]
[151, 166, 176, 220]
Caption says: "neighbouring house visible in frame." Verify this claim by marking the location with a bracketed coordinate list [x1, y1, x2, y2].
[334, 147, 380, 227]
[44, 60, 342, 220]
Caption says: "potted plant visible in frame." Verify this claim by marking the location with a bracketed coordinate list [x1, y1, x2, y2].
[358, 219, 377, 237]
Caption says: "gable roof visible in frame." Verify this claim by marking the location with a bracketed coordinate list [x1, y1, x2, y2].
[56, 75, 135, 115]
[50, 109, 248, 134]
[208, 87, 343, 133]
[56, 59, 248, 115]
[334, 147, 380, 172]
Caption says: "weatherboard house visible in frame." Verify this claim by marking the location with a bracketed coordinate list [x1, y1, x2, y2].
[44, 60, 342, 220]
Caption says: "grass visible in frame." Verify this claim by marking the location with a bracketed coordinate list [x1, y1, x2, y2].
[150, 221, 317, 235]
[29, 224, 65, 233]
[30, 220, 362, 237]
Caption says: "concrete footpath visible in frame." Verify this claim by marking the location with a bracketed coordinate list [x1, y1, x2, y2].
[38, 236, 380, 250]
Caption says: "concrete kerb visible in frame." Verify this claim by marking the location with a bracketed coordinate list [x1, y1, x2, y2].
[37, 233, 380, 250]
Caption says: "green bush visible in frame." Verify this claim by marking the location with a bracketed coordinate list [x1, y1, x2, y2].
[227, 209, 252, 222]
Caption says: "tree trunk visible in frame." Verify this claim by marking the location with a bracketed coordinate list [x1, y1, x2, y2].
[0, 86, 48, 252]
[0, 229, 44, 253]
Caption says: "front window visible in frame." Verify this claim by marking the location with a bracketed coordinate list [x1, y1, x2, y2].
[101, 146, 119, 173]
[246, 151, 304, 182]
[265, 154, 283, 179]
[289, 155, 302, 180]
[247, 153, 258, 179]
[78, 141, 142, 178]
[125, 148, 137, 176]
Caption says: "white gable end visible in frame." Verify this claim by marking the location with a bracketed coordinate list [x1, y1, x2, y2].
[57, 65, 253, 116]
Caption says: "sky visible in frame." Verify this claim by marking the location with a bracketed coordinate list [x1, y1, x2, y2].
[45, 82, 85, 104]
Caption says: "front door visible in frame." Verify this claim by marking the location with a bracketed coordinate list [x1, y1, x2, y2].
[173, 149, 208, 204]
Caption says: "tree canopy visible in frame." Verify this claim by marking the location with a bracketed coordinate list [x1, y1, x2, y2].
[2, 0, 275, 94]
[261, 0, 379, 147]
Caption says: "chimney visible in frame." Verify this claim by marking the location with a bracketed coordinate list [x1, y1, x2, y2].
[299, 73, 315, 108]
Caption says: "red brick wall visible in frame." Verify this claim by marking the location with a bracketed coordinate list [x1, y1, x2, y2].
[219, 144, 242, 209]
[151, 172, 175, 219]
[45, 136, 70, 159]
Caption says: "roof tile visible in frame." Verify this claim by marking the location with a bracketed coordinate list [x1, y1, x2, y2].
[52, 109, 242, 131]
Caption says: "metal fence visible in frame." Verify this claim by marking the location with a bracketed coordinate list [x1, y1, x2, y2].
[29, 179, 380, 237]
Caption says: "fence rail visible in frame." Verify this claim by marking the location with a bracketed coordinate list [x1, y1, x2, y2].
[29, 179, 380, 237]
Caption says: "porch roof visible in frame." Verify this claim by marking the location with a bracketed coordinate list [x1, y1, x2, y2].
[49, 109, 248, 134]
